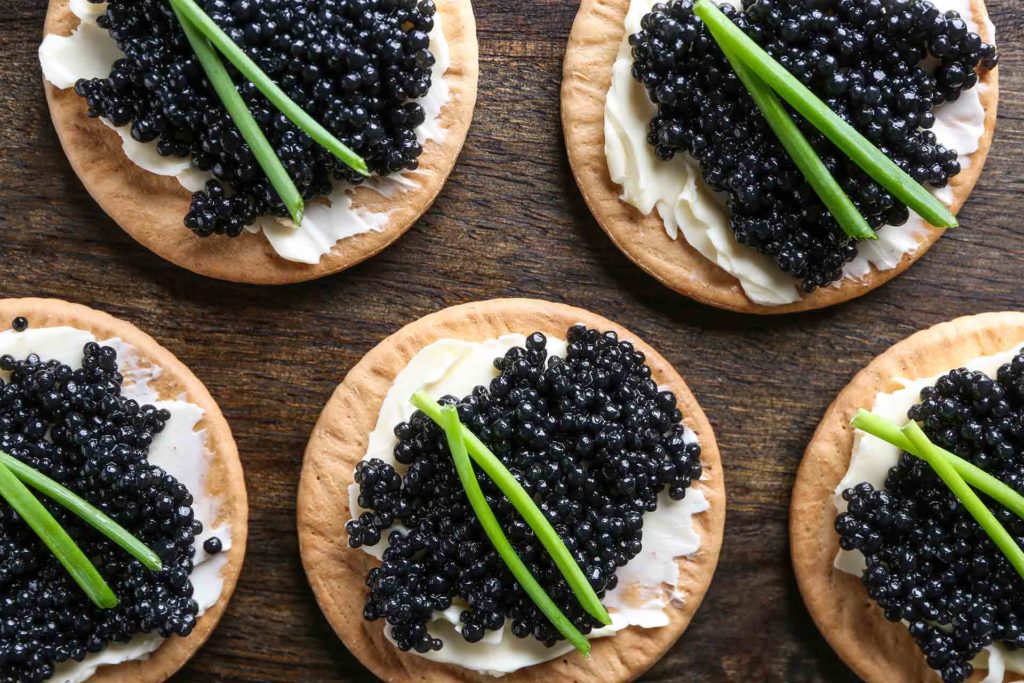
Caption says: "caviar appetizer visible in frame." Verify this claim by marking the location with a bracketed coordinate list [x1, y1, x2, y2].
[298, 298, 725, 681]
[0, 298, 247, 682]
[562, 0, 998, 313]
[39, 0, 478, 284]
[792, 312, 1024, 682]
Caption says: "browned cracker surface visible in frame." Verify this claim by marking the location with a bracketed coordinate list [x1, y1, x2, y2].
[297, 298, 726, 682]
[561, 0, 997, 314]
[42, 0, 478, 284]
[0, 298, 248, 682]
[792, 312, 1024, 682]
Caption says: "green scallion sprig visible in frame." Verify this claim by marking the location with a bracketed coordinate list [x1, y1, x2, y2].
[0, 451, 162, 571]
[438, 407, 592, 655]
[851, 410, 1024, 520]
[169, 0, 370, 177]
[410, 391, 612, 626]
[172, 6, 304, 226]
[694, 0, 958, 229]
[901, 421, 1024, 580]
[715, 39, 875, 241]
[0, 459, 118, 609]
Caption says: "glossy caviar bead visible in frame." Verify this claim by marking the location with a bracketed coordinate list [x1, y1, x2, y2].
[10, 318, 27, 332]
[836, 349, 1024, 683]
[0, 343, 201, 682]
[203, 537, 223, 554]
[346, 326, 704, 651]
[630, 0, 995, 291]
[75, 0, 436, 238]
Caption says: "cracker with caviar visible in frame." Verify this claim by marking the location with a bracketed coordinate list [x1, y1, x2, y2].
[562, 0, 997, 313]
[0, 298, 247, 682]
[297, 298, 726, 682]
[793, 312, 1024, 683]
[41, 0, 478, 283]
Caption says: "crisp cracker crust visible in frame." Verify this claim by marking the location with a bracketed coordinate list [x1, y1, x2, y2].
[791, 312, 1024, 682]
[296, 298, 726, 682]
[0, 298, 248, 682]
[42, 0, 479, 284]
[561, 0, 998, 314]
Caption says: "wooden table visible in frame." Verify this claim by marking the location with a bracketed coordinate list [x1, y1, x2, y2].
[3, 0, 1020, 680]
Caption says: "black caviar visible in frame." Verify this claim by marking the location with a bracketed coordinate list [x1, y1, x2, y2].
[346, 326, 703, 652]
[631, 0, 996, 290]
[74, 0, 437, 237]
[837, 351, 1024, 683]
[0, 342, 202, 682]
[11, 318, 28, 333]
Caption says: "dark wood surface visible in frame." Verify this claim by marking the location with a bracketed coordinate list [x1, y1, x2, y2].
[3, 0, 1022, 680]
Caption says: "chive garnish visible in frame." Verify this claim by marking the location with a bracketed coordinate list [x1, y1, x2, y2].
[0, 451, 162, 571]
[0, 459, 118, 609]
[171, 6, 304, 226]
[168, 0, 370, 177]
[901, 422, 1024, 580]
[693, 0, 958, 229]
[438, 407, 592, 655]
[851, 410, 1024, 520]
[410, 391, 612, 626]
[715, 40, 875, 241]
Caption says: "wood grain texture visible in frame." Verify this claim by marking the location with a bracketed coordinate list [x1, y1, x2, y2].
[1, 0, 1021, 680]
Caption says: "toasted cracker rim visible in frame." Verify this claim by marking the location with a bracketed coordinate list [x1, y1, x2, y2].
[297, 297, 726, 682]
[0, 297, 248, 683]
[791, 311, 1024, 682]
[41, 0, 479, 285]
[561, 0, 998, 315]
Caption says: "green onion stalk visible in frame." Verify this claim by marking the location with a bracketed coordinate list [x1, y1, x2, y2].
[438, 407, 592, 655]
[694, 0, 957, 229]
[171, 5, 305, 226]
[169, 0, 369, 177]
[715, 38, 874, 241]
[411, 391, 612, 626]
[901, 422, 1024, 580]
[0, 459, 118, 609]
[0, 451, 162, 571]
[851, 410, 1024, 520]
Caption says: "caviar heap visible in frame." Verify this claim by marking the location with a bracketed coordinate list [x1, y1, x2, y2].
[630, 0, 997, 291]
[346, 326, 703, 652]
[0, 342, 203, 682]
[837, 351, 1024, 683]
[74, 0, 437, 237]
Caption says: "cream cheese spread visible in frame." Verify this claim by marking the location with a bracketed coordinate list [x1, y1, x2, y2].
[39, 0, 453, 265]
[0, 326, 231, 683]
[348, 334, 710, 675]
[604, 0, 992, 306]
[836, 343, 1024, 681]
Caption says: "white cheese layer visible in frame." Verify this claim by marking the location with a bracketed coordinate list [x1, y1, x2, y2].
[604, 0, 992, 306]
[349, 335, 710, 675]
[39, 1, 452, 265]
[0, 326, 231, 683]
[836, 343, 1024, 681]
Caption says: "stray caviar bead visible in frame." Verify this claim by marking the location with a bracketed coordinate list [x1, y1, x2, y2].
[347, 326, 703, 651]
[836, 349, 1024, 683]
[630, 0, 996, 291]
[203, 537, 223, 554]
[75, 0, 437, 238]
[0, 343, 201, 682]
[11, 317, 27, 332]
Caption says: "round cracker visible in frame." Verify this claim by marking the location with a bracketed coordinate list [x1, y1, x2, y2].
[0, 298, 248, 682]
[297, 298, 726, 682]
[791, 312, 1024, 682]
[42, 0, 479, 284]
[561, 0, 998, 314]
